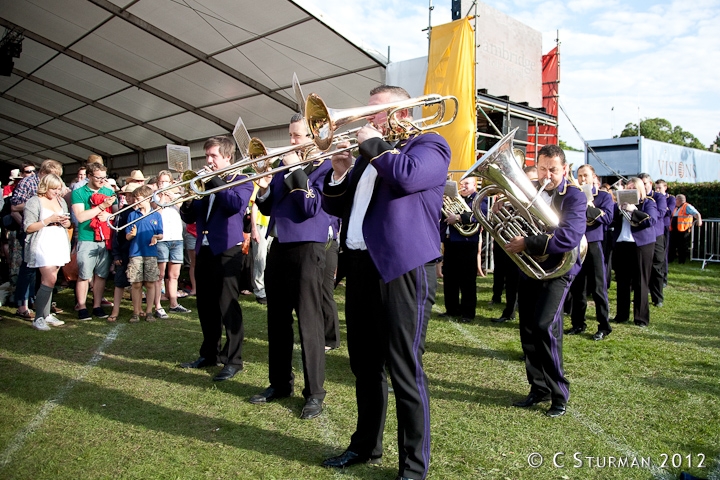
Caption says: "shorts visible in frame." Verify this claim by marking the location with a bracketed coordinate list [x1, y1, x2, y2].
[113, 258, 131, 288]
[126, 256, 159, 283]
[157, 240, 184, 263]
[77, 241, 111, 280]
[183, 230, 196, 251]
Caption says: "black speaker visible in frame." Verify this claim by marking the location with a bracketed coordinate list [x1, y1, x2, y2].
[0, 56, 13, 77]
[451, 0, 462, 20]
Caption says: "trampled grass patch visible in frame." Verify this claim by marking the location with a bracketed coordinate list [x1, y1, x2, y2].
[1, 262, 719, 479]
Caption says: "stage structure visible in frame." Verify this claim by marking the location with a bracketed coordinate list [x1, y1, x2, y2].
[454, 1, 559, 166]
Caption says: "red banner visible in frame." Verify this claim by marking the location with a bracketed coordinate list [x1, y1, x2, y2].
[527, 46, 559, 164]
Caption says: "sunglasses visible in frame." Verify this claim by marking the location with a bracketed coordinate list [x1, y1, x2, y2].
[23, 170, 35, 174]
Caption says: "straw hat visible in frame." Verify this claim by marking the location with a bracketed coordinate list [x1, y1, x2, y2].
[121, 182, 140, 193]
[127, 170, 146, 182]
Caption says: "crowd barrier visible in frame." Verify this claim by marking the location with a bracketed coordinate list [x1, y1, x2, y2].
[691, 218, 720, 269]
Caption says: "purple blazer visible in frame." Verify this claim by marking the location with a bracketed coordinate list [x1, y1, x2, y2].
[180, 173, 253, 256]
[585, 188, 614, 243]
[612, 196, 657, 247]
[664, 193, 676, 229]
[322, 132, 451, 283]
[649, 190, 666, 237]
[524, 177, 587, 277]
[256, 160, 332, 244]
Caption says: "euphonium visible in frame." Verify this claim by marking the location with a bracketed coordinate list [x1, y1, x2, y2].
[461, 128, 587, 280]
[442, 181, 480, 237]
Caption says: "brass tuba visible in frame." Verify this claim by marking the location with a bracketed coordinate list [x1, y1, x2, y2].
[442, 180, 480, 237]
[461, 128, 587, 280]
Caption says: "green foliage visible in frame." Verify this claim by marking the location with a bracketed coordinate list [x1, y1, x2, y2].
[1, 266, 720, 479]
[667, 181, 720, 218]
[559, 139, 581, 152]
[620, 117, 705, 149]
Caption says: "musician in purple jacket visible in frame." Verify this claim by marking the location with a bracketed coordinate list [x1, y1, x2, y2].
[611, 177, 657, 327]
[566, 165, 614, 340]
[505, 144, 586, 418]
[249, 114, 332, 421]
[179, 136, 254, 382]
[320, 85, 450, 480]
[655, 179, 675, 286]
[639, 173, 667, 307]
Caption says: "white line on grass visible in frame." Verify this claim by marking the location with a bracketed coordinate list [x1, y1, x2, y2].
[0, 324, 124, 469]
[450, 321, 675, 480]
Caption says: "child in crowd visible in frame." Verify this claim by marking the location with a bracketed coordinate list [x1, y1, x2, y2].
[125, 185, 163, 323]
[108, 183, 139, 322]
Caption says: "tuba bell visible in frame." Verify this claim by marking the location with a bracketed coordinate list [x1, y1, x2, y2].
[461, 128, 587, 280]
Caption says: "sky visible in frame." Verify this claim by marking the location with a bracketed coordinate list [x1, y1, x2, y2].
[298, 0, 720, 149]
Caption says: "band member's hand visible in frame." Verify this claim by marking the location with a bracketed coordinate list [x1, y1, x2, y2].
[256, 174, 272, 191]
[622, 203, 637, 212]
[331, 141, 353, 181]
[505, 236, 526, 253]
[446, 213, 460, 225]
[356, 123, 383, 144]
[283, 151, 300, 166]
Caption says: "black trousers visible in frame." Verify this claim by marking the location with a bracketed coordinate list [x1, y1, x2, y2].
[663, 226, 671, 283]
[649, 234, 665, 304]
[669, 229, 691, 264]
[570, 241, 611, 333]
[518, 274, 572, 406]
[442, 240, 478, 319]
[195, 245, 245, 367]
[492, 241, 518, 317]
[322, 241, 340, 348]
[344, 250, 435, 480]
[265, 241, 326, 400]
[614, 241, 654, 325]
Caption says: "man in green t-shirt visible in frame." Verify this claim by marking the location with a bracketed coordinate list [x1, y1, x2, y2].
[71, 162, 117, 320]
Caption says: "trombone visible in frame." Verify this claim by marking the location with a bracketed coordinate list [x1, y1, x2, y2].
[106, 169, 206, 231]
[189, 91, 459, 195]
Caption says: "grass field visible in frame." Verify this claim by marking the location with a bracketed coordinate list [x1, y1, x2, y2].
[1, 262, 719, 480]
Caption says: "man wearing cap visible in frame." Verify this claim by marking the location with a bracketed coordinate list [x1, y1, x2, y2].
[3, 169, 23, 198]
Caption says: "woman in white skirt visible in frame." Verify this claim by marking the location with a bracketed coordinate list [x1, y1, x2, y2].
[23, 174, 71, 331]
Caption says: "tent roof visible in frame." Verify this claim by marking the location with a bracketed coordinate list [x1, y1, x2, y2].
[0, 0, 387, 168]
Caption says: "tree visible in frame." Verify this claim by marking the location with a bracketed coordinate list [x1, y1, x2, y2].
[619, 117, 705, 150]
[711, 133, 720, 152]
[559, 139, 582, 152]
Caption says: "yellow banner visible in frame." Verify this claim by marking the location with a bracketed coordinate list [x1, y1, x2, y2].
[424, 17, 475, 178]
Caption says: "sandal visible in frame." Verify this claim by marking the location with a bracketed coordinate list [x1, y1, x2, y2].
[176, 290, 189, 298]
[129, 314, 140, 323]
[107, 315, 118, 323]
[15, 309, 34, 320]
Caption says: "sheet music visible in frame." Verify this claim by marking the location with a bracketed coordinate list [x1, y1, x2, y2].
[232, 117, 251, 158]
[166, 144, 191, 172]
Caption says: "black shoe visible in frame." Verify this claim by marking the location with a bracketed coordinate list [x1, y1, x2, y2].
[564, 326, 586, 335]
[488, 299, 501, 306]
[593, 330, 611, 341]
[512, 392, 551, 408]
[459, 316, 473, 323]
[92, 307, 108, 319]
[213, 365, 242, 381]
[249, 386, 292, 404]
[634, 321, 648, 328]
[180, 357, 220, 369]
[491, 316, 514, 323]
[322, 450, 382, 469]
[610, 317, 629, 323]
[300, 398, 323, 419]
[653, 301, 664, 307]
[256, 296, 267, 305]
[77, 308, 91, 321]
[546, 404, 566, 417]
